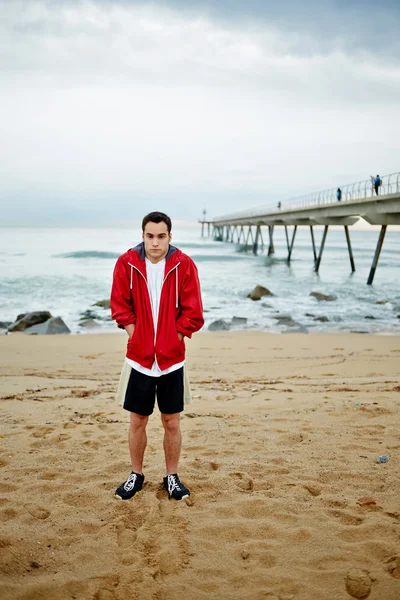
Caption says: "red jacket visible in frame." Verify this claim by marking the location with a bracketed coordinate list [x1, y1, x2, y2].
[111, 243, 204, 371]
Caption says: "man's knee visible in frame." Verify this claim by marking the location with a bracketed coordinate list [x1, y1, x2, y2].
[161, 413, 181, 433]
[129, 413, 149, 432]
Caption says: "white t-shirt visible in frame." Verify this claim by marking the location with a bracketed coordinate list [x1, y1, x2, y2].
[126, 257, 185, 377]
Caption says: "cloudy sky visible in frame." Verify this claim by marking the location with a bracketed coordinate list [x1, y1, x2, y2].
[1, 0, 400, 226]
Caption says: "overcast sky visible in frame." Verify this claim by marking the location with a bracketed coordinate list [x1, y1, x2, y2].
[1, 0, 400, 226]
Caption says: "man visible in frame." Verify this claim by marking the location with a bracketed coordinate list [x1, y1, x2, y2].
[336, 188, 342, 202]
[374, 175, 382, 196]
[111, 212, 204, 501]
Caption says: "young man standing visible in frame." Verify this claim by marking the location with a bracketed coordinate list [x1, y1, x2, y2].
[111, 212, 204, 501]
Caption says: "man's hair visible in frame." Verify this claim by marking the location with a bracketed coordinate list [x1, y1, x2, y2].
[142, 211, 172, 234]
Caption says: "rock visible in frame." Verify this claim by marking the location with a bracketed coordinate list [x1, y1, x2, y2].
[208, 319, 231, 331]
[79, 319, 102, 329]
[397, 315, 400, 319]
[314, 316, 329, 322]
[8, 311, 53, 332]
[345, 569, 372, 598]
[231, 316, 247, 325]
[305, 313, 315, 317]
[310, 292, 337, 302]
[24, 317, 70, 335]
[364, 315, 376, 320]
[79, 309, 101, 320]
[375, 300, 387, 305]
[274, 315, 296, 326]
[92, 299, 110, 309]
[247, 285, 274, 301]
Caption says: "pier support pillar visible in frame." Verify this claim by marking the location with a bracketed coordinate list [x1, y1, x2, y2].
[253, 226, 261, 255]
[344, 226, 356, 272]
[239, 226, 244, 243]
[268, 226, 275, 255]
[310, 226, 317, 261]
[246, 226, 254, 251]
[201, 222, 204, 237]
[315, 226, 329, 272]
[208, 222, 210, 236]
[367, 225, 387, 285]
[285, 225, 297, 261]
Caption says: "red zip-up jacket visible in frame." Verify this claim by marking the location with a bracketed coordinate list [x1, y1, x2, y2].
[111, 243, 204, 371]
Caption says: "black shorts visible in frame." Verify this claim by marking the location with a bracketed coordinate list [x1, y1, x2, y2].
[124, 367, 184, 416]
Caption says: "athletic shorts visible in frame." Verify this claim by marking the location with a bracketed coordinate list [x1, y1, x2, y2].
[123, 367, 184, 416]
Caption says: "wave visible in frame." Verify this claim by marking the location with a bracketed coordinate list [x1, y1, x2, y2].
[54, 251, 120, 259]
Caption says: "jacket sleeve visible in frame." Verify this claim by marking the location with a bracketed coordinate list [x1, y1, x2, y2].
[176, 258, 204, 338]
[110, 256, 137, 329]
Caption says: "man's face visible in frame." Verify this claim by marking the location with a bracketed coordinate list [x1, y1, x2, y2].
[143, 221, 171, 263]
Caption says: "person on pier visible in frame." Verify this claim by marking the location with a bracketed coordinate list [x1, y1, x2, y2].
[336, 188, 342, 202]
[374, 175, 382, 195]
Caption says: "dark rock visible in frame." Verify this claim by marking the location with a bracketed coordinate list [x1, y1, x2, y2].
[79, 310, 101, 320]
[305, 313, 315, 318]
[274, 315, 297, 326]
[79, 319, 102, 329]
[314, 316, 329, 322]
[8, 311, 53, 332]
[24, 317, 70, 335]
[247, 285, 274, 301]
[364, 315, 376, 320]
[375, 300, 387, 305]
[310, 292, 337, 302]
[208, 319, 231, 331]
[92, 299, 110, 309]
[231, 316, 248, 325]
[397, 314, 400, 319]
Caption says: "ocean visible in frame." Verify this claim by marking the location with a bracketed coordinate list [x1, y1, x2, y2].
[0, 225, 399, 334]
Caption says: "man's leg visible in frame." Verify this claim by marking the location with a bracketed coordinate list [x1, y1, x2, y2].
[161, 412, 181, 474]
[129, 412, 149, 474]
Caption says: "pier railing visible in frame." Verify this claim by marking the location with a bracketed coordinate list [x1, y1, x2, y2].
[214, 171, 400, 221]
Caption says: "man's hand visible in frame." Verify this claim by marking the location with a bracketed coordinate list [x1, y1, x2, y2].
[177, 331, 184, 342]
[125, 324, 135, 339]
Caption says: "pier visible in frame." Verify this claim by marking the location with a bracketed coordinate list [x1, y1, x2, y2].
[200, 172, 400, 284]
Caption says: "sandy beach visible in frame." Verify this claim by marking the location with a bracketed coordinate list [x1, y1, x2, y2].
[1, 331, 400, 600]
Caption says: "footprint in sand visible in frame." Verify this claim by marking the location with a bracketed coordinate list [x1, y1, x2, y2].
[25, 503, 50, 520]
[386, 556, 400, 579]
[229, 472, 254, 491]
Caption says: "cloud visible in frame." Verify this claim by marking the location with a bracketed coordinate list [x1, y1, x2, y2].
[0, 0, 399, 225]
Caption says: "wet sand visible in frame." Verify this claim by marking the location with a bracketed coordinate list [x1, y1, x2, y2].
[1, 331, 400, 600]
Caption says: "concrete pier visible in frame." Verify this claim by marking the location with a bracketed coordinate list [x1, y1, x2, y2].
[200, 172, 400, 284]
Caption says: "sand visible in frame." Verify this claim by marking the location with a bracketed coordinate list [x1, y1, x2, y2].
[1, 331, 400, 600]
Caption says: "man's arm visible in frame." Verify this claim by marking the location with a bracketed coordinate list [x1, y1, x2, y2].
[176, 258, 204, 338]
[125, 323, 135, 338]
[110, 256, 137, 330]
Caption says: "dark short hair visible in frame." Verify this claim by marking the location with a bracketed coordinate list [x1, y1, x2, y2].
[142, 211, 172, 233]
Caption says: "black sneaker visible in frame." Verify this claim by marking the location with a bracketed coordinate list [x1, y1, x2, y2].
[115, 472, 144, 500]
[163, 474, 190, 500]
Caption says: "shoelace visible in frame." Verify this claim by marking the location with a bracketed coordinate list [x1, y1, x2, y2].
[124, 473, 138, 492]
[167, 475, 181, 494]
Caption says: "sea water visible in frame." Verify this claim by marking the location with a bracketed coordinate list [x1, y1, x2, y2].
[0, 225, 399, 334]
